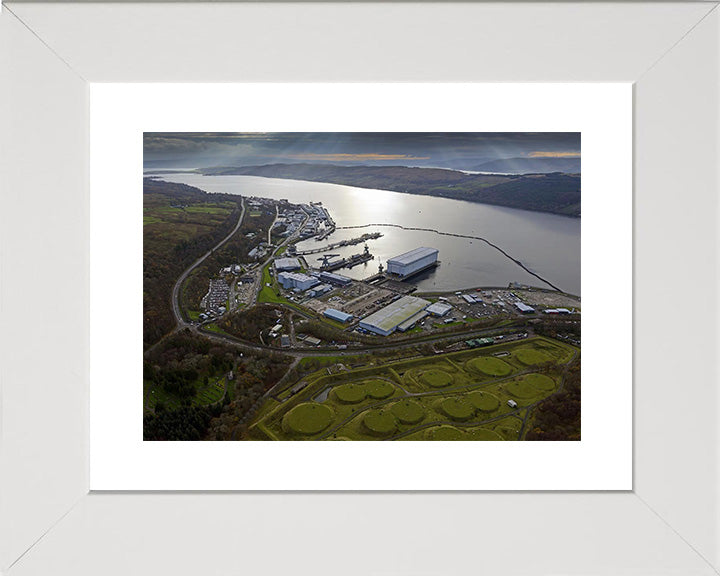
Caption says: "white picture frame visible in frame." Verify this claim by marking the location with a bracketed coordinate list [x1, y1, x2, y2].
[2, 2, 718, 575]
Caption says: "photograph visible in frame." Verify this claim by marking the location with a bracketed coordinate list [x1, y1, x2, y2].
[143, 132, 581, 442]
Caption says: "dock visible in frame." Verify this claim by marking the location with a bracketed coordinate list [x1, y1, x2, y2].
[295, 232, 382, 255]
[319, 250, 374, 272]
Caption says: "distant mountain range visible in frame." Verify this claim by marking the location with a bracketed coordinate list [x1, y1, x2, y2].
[197, 164, 580, 217]
[472, 156, 581, 174]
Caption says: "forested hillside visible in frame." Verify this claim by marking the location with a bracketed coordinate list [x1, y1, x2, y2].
[199, 164, 581, 217]
[143, 178, 242, 348]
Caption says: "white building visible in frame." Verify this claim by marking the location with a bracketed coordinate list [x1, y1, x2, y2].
[274, 257, 301, 272]
[426, 302, 452, 317]
[307, 283, 332, 297]
[386, 247, 439, 278]
[359, 295, 431, 336]
[277, 272, 319, 291]
[515, 302, 536, 314]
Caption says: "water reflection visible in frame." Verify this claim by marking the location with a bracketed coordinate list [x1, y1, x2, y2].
[156, 174, 581, 295]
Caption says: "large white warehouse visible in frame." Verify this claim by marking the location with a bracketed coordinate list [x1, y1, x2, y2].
[386, 247, 439, 278]
[358, 295, 430, 336]
[277, 272, 318, 291]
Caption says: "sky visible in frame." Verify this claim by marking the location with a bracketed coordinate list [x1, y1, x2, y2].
[143, 132, 580, 170]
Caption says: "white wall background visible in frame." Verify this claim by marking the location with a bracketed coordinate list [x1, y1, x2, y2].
[1, 2, 719, 575]
[0, 6, 89, 572]
[634, 7, 720, 568]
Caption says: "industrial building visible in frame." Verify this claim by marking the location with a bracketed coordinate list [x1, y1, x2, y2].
[307, 283, 333, 298]
[277, 271, 319, 291]
[318, 271, 352, 286]
[386, 247, 439, 278]
[515, 302, 536, 314]
[397, 310, 429, 332]
[358, 295, 431, 336]
[323, 308, 353, 323]
[274, 257, 301, 272]
[426, 302, 453, 317]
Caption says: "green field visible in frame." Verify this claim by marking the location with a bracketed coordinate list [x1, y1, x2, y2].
[250, 336, 578, 441]
[257, 262, 302, 309]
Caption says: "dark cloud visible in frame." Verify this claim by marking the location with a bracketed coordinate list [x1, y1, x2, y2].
[143, 132, 580, 170]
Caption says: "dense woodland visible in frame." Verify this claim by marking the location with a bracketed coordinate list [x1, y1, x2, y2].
[144, 329, 292, 440]
[200, 164, 581, 217]
[219, 304, 290, 344]
[526, 358, 581, 441]
[143, 178, 242, 348]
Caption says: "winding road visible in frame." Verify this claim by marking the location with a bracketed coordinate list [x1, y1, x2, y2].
[171, 198, 246, 328]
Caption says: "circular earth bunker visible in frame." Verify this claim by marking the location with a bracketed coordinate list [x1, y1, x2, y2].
[441, 397, 476, 421]
[283, 403, 334, 435]
[420, 369, 454, 388]
[468, 391, 500, 412]
[363, 409, 398, 436]
[334, 383, 367, 404]
[516, 348, 554, 366]
[506, 379, 539, 399]
[523, 373, 556, 392]
[364, 379, 395, 400]
[390, 400, 425, 424]
[466, 356, 513, 377]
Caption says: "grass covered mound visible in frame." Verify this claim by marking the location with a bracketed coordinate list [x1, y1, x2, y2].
[516, 348, 554, 365]
[334, 383, 367, 404]
[428, 425, 465, 441]
[505, 379, 539, 399]
[420, 369, 453, 388]
[365, 379, 395, 400]
[363, 409, 397, 436]
[468, 391, 500, 412]
[466, 356, 513, 377]
[523, 373, 556, 392]
[467, 428, 504, 441]
[390, 400, 425, 425]
[283, 403, 334, 435]
[441, 397, 476, 421]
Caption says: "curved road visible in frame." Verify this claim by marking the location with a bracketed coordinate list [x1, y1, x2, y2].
[171, 198, 246, 328]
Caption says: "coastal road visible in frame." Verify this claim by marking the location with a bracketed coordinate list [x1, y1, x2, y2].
[171, 198, 246, 328]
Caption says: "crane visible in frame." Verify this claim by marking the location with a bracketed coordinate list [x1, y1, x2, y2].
[317, 254, 340, 268]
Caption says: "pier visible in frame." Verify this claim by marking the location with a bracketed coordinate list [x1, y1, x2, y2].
[294, 232, 383, 255]
[318, 250, 374, 272]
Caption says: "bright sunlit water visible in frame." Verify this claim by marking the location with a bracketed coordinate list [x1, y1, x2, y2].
[155, 174, 580, 295]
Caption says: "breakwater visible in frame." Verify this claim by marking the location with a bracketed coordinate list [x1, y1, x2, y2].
[337, 223, 563, 292]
